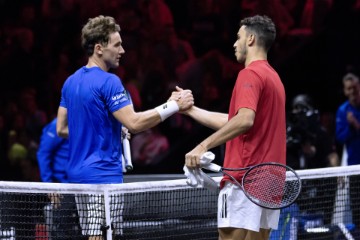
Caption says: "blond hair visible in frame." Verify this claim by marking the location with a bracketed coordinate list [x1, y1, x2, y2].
[81, 15, 120, 56]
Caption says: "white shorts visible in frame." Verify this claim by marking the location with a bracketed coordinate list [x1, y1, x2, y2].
[218, 182, 280, 232]
[75, 194, 124, 236]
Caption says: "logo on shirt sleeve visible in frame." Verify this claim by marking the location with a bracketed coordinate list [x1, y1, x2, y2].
[111, 90, 129, 105]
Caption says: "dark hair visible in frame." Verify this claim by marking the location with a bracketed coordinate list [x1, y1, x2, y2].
[240, 15, 276, 51]
[342, 72, 359, 84]
[292, 94, 314, 110]
[81, 15, 121, 56]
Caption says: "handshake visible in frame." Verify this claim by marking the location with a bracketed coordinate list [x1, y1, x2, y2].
[168, 86, 194, 113]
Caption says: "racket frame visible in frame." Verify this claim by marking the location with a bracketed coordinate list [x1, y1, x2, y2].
[220, 162, 301, 209]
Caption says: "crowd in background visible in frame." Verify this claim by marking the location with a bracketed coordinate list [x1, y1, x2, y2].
[0, 0, 359, 180]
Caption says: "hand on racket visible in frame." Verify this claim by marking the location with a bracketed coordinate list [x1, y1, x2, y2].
[200, 152, 302, 210]
[121, 127, 133, 172]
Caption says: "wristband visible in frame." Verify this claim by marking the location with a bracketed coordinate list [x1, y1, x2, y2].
[155, 100, 179, 121]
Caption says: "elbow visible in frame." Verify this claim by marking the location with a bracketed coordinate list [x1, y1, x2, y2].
[123, 115, 150, 134]
[56, 127, 68, 138]
[127, 127, 141, 135]
[57, 131, 67, 138]
[243, 116, 254, 132]
[125, 123, 143, 135]
[243, 121, 254, 133]
[56, 128, 62, 137]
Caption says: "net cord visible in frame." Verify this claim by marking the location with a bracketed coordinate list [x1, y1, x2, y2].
[0, 165, 359, 194]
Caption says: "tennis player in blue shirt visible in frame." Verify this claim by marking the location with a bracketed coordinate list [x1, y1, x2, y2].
[56, 15, 193, 239]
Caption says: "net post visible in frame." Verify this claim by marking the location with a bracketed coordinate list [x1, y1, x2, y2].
[103, 189, 113, 240]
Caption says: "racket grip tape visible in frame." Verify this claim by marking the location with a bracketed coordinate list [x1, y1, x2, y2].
[123, 138, 133, 171]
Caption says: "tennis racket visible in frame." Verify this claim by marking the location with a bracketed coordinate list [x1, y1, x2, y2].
[121, 128, 133, 172]
[202, 162, 301, 209]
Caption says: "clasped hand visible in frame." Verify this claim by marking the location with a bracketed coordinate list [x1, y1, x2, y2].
[169, 86, 194, 112]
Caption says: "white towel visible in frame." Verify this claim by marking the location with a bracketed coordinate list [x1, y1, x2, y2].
[183, 151, 219, 192]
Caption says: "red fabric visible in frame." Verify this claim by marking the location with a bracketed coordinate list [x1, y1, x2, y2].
[35, 224, 48, 239]
[220, 60, 286, 189]
[243, 164, 286, 207]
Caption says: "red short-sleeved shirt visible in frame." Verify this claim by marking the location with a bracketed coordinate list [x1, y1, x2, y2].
[220, 60, 286, 189]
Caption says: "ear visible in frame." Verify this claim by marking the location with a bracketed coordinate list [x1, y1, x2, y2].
[95, 43, 103, 55]
[248, 34, 255, 46]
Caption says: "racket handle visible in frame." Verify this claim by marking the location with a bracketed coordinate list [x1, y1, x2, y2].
[121, 154, 127, 173]
[202, 163, 221, 172]
[123, 138, 133, 171]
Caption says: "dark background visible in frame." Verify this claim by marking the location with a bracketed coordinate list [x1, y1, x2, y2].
[0, 0, 359, 180]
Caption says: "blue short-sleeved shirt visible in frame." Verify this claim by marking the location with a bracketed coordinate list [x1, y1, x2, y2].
[336, 101, 360, 165]
[60, 66, 131, 183]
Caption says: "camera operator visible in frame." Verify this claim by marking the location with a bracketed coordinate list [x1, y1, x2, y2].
[286, 94, 338, 170]
[286, 94, 339, 229]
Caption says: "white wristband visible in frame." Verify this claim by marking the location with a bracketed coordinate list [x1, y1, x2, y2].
[155, 100, 179, 121]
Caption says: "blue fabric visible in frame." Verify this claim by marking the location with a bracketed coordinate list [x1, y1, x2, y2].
[270, 204, 299, 240]
[60, 66, 131, 183]
[37, 118, 69, 183]
[336, 101, 360, 165]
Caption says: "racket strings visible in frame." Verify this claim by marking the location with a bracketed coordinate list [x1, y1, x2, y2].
[242, 165, 301, 209]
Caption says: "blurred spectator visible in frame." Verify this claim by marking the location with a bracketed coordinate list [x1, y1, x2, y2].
[241, 0, 294, 39]
[2, 27, 37, 92]
[336, 73, 360, 165]
[37, 118, 68, 183]
[0, 114, 7, 166]
[37, 118, 81, 238]
[19, 88, 48, 143]
[176, 49, 239, 110]
[131, 127, 170, 166]
[148, 0, 174, 30]
[154, 23, 196, 80]
[186, 0, 225, 56]
[286, 94, 339, 169]
[335, 72, 360, 230]
[6, 112, 40, 182]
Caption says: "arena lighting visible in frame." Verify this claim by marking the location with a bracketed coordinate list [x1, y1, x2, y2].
[305, 227, 330, 233]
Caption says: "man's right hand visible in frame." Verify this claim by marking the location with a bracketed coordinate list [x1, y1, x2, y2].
[347, 112, 360, 130]
[169, 86, 194, 112]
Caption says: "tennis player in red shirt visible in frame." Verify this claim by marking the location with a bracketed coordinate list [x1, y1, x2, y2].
[183, 15, 286, 240]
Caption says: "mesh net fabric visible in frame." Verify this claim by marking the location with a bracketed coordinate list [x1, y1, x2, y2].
[0, 165, 359, 240]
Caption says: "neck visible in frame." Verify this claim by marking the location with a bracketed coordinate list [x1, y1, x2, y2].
[350, 99, 360, 108]
[244, 50, 267, 67]
[86, 57, 108, 71]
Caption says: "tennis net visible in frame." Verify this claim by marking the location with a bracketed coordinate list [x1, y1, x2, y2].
[0, 165, 359, 240]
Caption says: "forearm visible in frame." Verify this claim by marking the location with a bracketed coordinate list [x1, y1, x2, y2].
[56, 107, 69, 138]
[185, 106, 228, 130]
[37, 155, 53, 182]
[125, 109, 162, 134]
[199, 114, 252, 150]
[116, 100, 188, 134]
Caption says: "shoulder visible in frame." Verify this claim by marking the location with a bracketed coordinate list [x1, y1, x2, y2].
[337, 101, 350, 112]
[105, 72, 121, 83]
[238, 67, 259, 78]
[101, 73, 124, 92]
[237, 67, 262, 86]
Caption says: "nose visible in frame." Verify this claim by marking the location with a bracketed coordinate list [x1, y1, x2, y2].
[120, 46, 125, 54]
